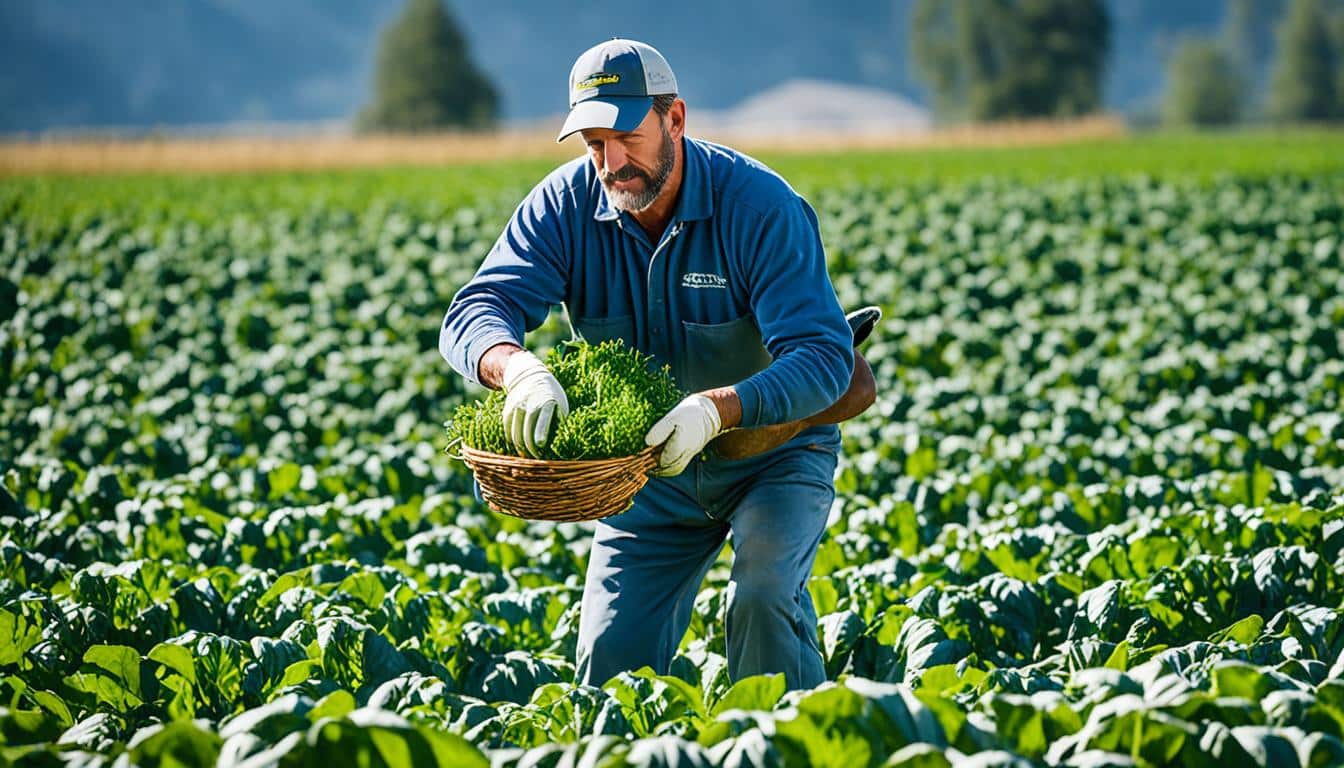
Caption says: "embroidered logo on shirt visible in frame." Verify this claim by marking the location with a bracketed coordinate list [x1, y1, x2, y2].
[681, 272, 728, 289]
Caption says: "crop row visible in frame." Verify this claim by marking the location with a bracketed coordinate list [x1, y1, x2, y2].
[2, 172, 1342, 766]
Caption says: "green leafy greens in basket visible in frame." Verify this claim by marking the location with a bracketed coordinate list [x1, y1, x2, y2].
[446, 339, 684, 460]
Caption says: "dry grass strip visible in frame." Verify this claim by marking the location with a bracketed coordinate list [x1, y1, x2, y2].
[1, 116, 1125, 175]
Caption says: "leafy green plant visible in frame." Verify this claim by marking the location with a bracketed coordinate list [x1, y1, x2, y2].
[3, 142, 1344, 765]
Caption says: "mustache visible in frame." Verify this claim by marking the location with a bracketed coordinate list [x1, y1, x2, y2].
[601, 165, 650, 184]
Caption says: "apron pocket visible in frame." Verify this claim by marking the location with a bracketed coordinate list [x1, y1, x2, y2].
[680, 315, 773, 393]
[573, 314, 634, 346]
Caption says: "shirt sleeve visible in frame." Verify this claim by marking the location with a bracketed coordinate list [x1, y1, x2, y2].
[439, 181, 571, 386]
[733, 196, 854, 428]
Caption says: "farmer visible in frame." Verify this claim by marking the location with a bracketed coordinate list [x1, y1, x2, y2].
[439, 38, 876, 689]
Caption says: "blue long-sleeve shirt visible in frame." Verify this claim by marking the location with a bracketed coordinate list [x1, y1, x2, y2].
[439, 136, 853, 431]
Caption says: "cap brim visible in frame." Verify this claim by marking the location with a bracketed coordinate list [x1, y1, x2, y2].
[556, 96, 654, 142]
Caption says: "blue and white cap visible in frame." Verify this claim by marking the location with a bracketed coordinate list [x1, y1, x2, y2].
[557, 38, 678, 143]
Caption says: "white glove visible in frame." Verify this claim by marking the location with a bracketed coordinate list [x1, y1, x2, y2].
[644, 394, 723, 477]
[501, 351, 569, 457]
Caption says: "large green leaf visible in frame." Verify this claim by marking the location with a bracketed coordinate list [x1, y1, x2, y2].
[819, 611, 866, 678]
[988, 691, 1082, 759]
[309, 617, 412, 696]
[1069, 581, 1123, 642]
[711, 674, 787, 718]
[845, 678, 946, 747]
[63, 644, 144, 713]
[604, 669, 701, 738]
[58, 712, 124, 753]
[703, 729, 782, 768]
[124, 720, 222, 768]
[243, 636, 308, 701]
[1308, 680, 1344, 738]
[0, 707, 64, 746]
[218, 693, 314, 744]
[878, 743, 953, 768]
[1211, 661, 1304, 701]
[0, 607, 42, 666]
[885, 617, 970, 685]
[625, 734, 715, 768]
[1048, 698, 1195, 766]
[772, 685, 881, 768]
[301, 708, 489, 768]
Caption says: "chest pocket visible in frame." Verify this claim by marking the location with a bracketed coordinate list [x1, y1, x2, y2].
[572, 314, 634, 346]
[678, 315, 773, 393]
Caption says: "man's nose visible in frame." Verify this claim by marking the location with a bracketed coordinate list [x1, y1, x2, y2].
[603, 142, 627, 175]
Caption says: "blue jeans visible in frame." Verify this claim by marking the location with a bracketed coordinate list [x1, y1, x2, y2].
[575, 430, 839, 690]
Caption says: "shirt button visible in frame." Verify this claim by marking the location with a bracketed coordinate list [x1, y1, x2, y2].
[652, 328, 661, 336]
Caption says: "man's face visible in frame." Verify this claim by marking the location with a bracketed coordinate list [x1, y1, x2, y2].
[580, 107, 676, 212]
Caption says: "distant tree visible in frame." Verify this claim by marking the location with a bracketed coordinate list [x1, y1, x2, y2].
[910, 0, 968, 119]
[1163, 39, 1243, 126]
[910, 0, 1110, 122]
[1222, 0, 1256, 78]
[1332, 7, 1344, 115]
[1220, 0, 1290, 120]
[1267, 0, 1339, 121]
[1223, 0, 1287, 80]
[357, 0, 498, 133]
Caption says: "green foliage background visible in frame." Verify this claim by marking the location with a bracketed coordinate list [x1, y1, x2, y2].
[2, 132, 1344, 765]
[910, 0, 1110, 121]
[1268, 0, 1344, 122]
[357, 0, 499, 133]
[1164, 39, 1243, 126]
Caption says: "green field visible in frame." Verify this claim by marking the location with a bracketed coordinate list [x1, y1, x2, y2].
[2, 132, 1344, 766]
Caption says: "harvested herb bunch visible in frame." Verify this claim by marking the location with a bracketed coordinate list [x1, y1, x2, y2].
[446, 339, 683, 460]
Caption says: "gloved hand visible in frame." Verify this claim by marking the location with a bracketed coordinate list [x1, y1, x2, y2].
[644, 394, 723, 476]
[501, 350, 569, 457]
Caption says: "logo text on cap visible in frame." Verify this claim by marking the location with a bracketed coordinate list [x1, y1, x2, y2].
[577, 73, 621, 90]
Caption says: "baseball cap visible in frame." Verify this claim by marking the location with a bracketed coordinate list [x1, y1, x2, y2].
[556, 38, 678, 143]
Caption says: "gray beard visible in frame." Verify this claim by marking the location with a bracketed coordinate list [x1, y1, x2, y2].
[603, 125, 676, 213]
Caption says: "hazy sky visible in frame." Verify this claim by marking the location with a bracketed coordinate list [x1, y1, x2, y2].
[1, 0, 1231, 132]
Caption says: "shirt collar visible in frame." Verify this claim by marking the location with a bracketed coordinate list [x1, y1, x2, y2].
[592, 135, 714, 223]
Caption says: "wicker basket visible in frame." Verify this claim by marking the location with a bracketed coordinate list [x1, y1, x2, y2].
[457, 444, 660, 522]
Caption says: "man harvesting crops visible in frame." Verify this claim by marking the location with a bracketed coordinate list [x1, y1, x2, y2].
[439, 38, 873, 690]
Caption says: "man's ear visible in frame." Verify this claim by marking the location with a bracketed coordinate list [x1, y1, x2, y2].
[667, 99, 687, 140]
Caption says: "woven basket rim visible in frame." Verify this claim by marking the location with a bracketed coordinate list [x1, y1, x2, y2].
[459, 443, 659, 467]
[457, 443, 661, 522]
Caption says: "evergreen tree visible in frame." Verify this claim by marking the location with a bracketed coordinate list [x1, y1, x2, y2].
[357, 0, 498, 133]
[910, 0, 970, 119]
[1222, 0, 1287, 83]
[1332, 8, 1344, 115]
[1220, 0, 1288, 120]
[1267, 0, 1339, 121]
[1163, 39, 1243, 126]
[910, 0, 1110, 122]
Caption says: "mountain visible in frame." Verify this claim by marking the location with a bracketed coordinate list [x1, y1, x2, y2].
[697, 79, 931, 137]
[0, 1, 393, 132]
[0, 0, 1250, 134]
